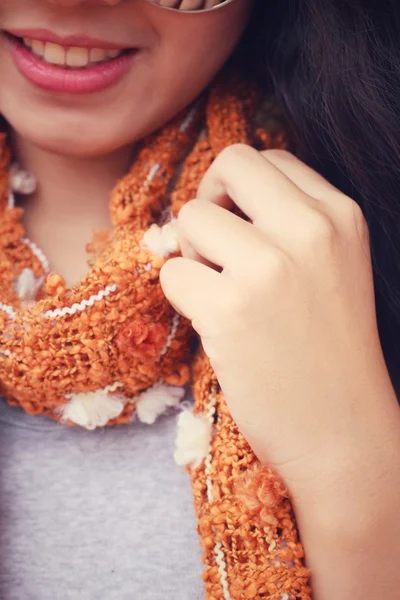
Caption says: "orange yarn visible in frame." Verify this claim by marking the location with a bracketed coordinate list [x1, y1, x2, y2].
[191, 351, 311, 600]
[0, 70, 311, 598]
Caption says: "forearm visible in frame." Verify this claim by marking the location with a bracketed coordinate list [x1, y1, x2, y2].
[292, 401, 400, 600]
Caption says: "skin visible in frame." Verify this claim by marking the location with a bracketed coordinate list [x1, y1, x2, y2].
[0, 0, 252, 284]
[161, 146, 400, 599]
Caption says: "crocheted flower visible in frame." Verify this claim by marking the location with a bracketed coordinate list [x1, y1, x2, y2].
[235, 465, 289, 527]
[115, 318, 169, 358]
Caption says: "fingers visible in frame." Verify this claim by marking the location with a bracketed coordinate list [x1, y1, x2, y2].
[263, 150, 366, 237]
[197, 144, 312, 232]
[263, 150, 346, 208]
[178, 199, 266, 271]
[195, 145, 361, 251]
[178, 233, 220, 270]
[160, 257, 231, 336]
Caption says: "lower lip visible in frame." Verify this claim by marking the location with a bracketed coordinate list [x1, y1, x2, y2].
[6, 36, 135, 94]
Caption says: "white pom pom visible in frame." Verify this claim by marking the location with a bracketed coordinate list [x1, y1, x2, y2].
[174, 411, 212, 468]
[60, 389, 125, 430]
[136, 383, 185, 425]
[141, 219, 180, 258]
[14, 268, 43, 302]
[10, 163, 37, 195]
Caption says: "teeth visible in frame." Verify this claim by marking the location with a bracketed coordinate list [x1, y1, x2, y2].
[23, 38, 124, 68]
[44, 42, 65, 66]
[66, 46, 89, 67]
[89, 48, 108, 62]
[31, 39, 45, 57]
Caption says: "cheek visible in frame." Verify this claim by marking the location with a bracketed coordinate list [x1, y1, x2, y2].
[158, 12, 250, 78]
[114, 8, 253, 145]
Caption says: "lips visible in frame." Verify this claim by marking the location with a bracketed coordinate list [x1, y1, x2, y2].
[4, 29, 137, 94]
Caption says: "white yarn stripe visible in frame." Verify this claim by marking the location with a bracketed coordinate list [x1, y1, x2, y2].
[159, 313, 180, 358]
[8, 191, 15, 209]
[103, 381, 124, 394]
[214, 542, 232, 600]
[22, 237, 50, 274]
[146, 163, 161, 184]
[64, 381, 124, 400]
[42, 284, 118, 318]
[0, 302, 16, 318]
[179, 104, 199, 133]
[202, 390, 232, 600]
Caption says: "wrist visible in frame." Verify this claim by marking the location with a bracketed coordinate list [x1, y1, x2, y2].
[292, 433, 400, 600]
[288, 392, 400, 505]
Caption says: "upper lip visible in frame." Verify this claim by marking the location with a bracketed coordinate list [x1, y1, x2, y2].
[5, 28, 131, 49]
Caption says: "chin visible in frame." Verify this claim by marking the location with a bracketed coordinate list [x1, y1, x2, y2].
[1, 98, 179, 159]
[4, 114, 138, 158]
[0, 88, 197, 159]
[36, 133, 128, 158]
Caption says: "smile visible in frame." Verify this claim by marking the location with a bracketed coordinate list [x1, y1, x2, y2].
[4, 30, 137, 94]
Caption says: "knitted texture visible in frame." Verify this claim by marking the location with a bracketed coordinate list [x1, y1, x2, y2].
[0, 70, 311, 599]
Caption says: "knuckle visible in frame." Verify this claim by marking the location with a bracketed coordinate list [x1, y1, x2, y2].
[215, 143, 255, 167]
[346, 200, 369, 240]
[218, 289, 244, 317]
[177, 199, 199, 228]
[159, 257, 174, 280]
[244, 247, 291, 288]
[159, 256, 183, 281]
[305, 211, 337, 248]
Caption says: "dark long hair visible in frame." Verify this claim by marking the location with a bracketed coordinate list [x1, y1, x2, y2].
[246, 0, 400, 385]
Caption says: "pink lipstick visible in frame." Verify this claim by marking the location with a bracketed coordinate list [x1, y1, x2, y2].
[4, 29, 136, 94]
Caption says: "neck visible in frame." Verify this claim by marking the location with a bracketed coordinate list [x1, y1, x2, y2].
[10, 133, 135, 286]
[12, 134, 134, 224]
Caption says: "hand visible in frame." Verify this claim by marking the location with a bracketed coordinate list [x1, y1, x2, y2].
[160, 145, 400, 496]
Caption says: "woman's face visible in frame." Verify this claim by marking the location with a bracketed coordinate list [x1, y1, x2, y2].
[0, 0, 253, 157]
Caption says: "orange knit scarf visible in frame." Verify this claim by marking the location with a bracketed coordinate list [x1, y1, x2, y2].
[0, 71, 311, 599]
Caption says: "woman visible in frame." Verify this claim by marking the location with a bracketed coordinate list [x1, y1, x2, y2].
[0, 0, 398, 599]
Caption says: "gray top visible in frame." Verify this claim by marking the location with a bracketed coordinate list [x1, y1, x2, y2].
[0, 398, 204, 600]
